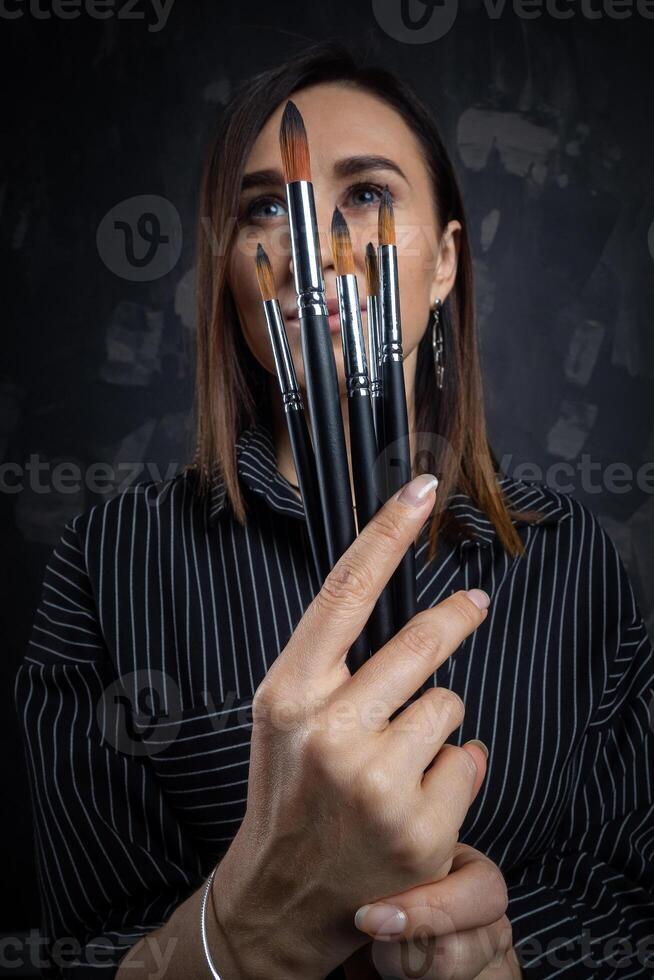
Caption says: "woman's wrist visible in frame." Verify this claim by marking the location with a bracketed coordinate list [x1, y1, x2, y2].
[210, 856, 327, 980]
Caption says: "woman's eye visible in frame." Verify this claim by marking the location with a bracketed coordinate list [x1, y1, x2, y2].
[244, 184, 383, 221]
[246, 197, 287, 220]
[347, 183, 383, 208]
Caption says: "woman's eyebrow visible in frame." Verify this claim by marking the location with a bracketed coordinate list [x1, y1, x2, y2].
[240, 155, 408, 193]
[241, 168, 284, 192]
[333, 155, 408, 183]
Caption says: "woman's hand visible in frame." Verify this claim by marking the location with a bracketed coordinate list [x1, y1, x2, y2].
[211, 474, 491, 980]
[343, 842, 523, 979]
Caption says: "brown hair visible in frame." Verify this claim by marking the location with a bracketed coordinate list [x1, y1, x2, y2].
[189, 41, 542, 559]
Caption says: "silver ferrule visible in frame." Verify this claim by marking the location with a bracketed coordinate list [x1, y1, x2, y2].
[366, 293, 380, 385]
[378, 243, 403, 363]
[336, 274, 369, 399]
[262, 297, 303, 412]
[285, 180, 328, 318]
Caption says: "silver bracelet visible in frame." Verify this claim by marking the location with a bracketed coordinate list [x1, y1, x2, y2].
[200, 864, 223, 979]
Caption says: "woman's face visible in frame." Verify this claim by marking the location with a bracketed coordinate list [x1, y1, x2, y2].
[228, 81, 460, 393]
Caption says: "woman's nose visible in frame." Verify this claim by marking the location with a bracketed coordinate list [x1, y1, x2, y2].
[286, 224, 336, 278]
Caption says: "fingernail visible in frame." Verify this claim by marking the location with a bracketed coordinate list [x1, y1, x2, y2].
[466, 588, 490, 610]
[354, 903, 407, 936]
[397, 474, 438, 508]
[467, 738, 489, 759]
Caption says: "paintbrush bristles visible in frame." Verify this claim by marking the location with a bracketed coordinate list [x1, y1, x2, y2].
[364, 242, 379, 296]
[255, 243, 276, 301]
[330, 208, 355, 277]
[279, 101, 312, 183]
[378, 186, 396, 247]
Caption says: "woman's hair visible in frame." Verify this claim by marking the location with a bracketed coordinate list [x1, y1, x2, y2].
[189, 40, 542, 559]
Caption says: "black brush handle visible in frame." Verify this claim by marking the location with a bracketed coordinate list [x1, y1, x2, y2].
[299, 312, 371, 669]
[381, 358, 435, 717]
[372, 390, 385, 453]
[381, 357, 417, 628]
[348, 392, 396, 651]
[286, 405, 329, 584]
[300, 313, 355, 561]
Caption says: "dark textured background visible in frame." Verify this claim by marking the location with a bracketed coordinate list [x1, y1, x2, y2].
[3, 0, 653, 948]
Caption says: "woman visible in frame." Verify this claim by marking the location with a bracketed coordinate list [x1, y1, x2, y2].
[15, 42, 654, 980]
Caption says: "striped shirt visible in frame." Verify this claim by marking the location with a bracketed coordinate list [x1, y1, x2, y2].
[14, 415, 654, 979]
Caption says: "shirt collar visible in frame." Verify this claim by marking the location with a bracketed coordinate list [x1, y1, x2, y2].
[208, 417, 305, 525]
[447, 479, 571, 548]
[207, 417, 571, 546]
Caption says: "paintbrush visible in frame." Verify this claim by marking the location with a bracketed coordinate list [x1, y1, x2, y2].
[377, 187, 417, 630]
[255, 243, 329, 585]
[279, 100, 370, 667]
[331, 209, 395, 655]
[364, 242, 384, 446]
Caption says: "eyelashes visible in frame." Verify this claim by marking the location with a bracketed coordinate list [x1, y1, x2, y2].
[245, 198, 286, 220]
[346, 182, 384, 209]
[242, 181, 385, 223]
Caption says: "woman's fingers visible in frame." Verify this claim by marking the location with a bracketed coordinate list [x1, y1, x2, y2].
[474, 944, 523, 980]
[280, 474, 439, 680]
[348, 591, 489, 723]
[355, 844, 512, 978]
[368, 917, 513, 980]
[355, 844, 508, 942]
[265, 470, 489, 729]
[412, 743, 483, 841]
[461, 740, 489, 802]
[379, 687, 466, 778]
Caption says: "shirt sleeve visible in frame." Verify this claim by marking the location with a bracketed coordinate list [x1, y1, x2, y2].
[14, 517, 204, 979]
[506, 526, 654, 979]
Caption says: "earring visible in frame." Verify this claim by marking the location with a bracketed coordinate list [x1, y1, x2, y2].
[430, 299, 444, 389]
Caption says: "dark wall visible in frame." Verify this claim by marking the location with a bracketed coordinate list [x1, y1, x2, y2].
[3, 0, 653, 935]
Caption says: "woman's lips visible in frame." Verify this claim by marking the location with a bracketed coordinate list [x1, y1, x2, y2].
[328, 310, 343, 333]
[285, 308, 367, 334]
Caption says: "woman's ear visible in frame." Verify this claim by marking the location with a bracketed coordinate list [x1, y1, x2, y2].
[430, 219, 461, 306]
